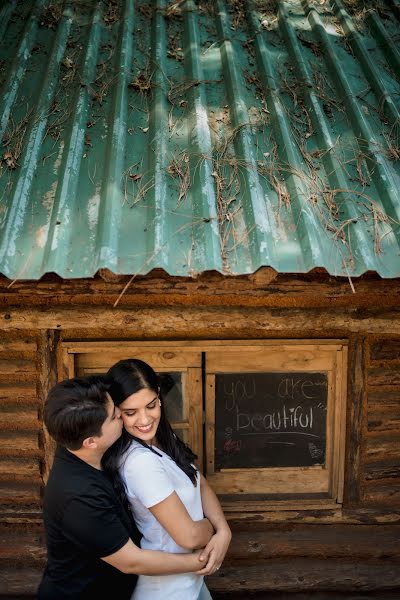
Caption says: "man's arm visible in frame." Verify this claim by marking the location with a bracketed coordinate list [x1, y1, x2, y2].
[101, 539, 209, 575]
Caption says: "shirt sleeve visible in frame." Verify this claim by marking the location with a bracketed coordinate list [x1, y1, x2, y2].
[62, 484, 130, 558]
[122, 450, 174, 509]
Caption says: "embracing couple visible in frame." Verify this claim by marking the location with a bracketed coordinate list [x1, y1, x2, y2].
[38, 358, 231, 600]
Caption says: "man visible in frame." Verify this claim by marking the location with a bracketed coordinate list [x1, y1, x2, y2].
[38, 376, 215, 599]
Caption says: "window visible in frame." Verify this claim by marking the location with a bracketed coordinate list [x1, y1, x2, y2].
[59, 340, 347, 511]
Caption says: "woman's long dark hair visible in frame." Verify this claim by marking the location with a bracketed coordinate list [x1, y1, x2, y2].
[102, 359, 198, 512]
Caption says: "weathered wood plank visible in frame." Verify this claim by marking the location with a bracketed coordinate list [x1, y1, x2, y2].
[363, 481, 400, 505]
[0, 412, 39, 431]
[0, 384, 38, 406]
[1, 271, 400, 309]
[207, 560, 400, 592]
[368, 410, 400, 432]
[37, 330, 59, 480]
[225, 507, 400, 525]
[0, 339, 36, 360]
[0, 360, 36, 376]
[368, 388, 400, 409]
[345, 337, 366, 505]
[368, 368, 400, 387]
[226, 525, 400, 560]
[364, 434, 400, 463]
[0, 458, 41, 482]
[0, 506, 42, 524]
[365, 458, 400, 481]
[0, 528, 45, 564]
[0, 567, 42, 595]
[0, 482, 41, 504]
[370, 340, 400, 362]
[1, 307, 400, 334]
[212, 593, 400, 599]
[0, 432, 41, 457]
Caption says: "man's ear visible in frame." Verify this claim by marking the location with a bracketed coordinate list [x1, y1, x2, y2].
[82, 436, 98, 450]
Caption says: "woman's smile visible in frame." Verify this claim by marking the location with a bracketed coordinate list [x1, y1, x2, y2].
[135, 422, 154, 434]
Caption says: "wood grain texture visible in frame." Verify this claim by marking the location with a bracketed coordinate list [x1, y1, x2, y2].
[206, 560, 400, 592]
[0, 271, 400, 309]
[345, 337, 366, 505]
[1, 307, 400, 335]
[37, 330, 59, 481]
[364, 338, 400, 507]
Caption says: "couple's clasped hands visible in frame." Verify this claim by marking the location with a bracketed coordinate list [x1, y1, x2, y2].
[195, 527, 232, 575]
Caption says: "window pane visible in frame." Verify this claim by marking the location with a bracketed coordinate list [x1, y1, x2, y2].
[158, 372, 184, 422]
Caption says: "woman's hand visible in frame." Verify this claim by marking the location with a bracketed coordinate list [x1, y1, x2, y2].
[195, 527, 231, 575]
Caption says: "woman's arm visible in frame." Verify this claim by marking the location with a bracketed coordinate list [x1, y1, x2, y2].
[197, 474, 231, 573]
[122, 450, 214, 551]
[149, 491, 214, 550]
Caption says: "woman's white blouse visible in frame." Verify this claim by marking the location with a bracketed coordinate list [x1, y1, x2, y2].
[120, 441, 204, 600]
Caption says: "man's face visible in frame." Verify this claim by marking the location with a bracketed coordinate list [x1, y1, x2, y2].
[96, 393, 123, 450]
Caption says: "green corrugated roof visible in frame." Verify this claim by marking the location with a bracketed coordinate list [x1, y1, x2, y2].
[0, 0, 400, 279]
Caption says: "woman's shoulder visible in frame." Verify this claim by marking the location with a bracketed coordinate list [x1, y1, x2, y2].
[121, 442, 164, 473]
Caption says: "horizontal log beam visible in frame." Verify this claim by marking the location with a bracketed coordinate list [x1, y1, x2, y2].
[1, 271, 400, 309]
[207, 560, 400, 592]
[1, 307, 400, 334]
[226, 525, 400, 560]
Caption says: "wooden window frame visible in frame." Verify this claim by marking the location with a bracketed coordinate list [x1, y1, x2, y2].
[205, 342, 347, 511]
[58, 340, 347, 512]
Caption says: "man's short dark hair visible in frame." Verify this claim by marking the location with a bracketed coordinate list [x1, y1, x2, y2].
[44, 376, 110, 450]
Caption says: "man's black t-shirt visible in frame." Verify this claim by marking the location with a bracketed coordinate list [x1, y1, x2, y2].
[38, 447, 141, 600]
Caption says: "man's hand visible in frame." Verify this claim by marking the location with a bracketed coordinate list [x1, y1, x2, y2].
[195, 528, 231, 575]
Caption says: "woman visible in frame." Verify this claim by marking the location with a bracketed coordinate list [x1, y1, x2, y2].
[103, 358, 231, 600]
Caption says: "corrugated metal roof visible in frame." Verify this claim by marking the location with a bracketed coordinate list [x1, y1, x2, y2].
[0, 0, 400, 279]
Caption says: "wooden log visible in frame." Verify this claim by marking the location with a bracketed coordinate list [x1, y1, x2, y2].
[0, 339, 36, 360]
[368, 388, 400, 408]
[363, 478, 400, 506]
[212, 593, 400, 599]
[0, 458, 41, 482]
[370, 340, 400, 362]
[225, 525, 400, 560]
[345, 337, 366, 505]
[0, 360, 36, 376]
[0, 482, 41, 505]
[365, 458, 400, 481]
[0, 529, 45, 565]
[0, 412, 40, 431]
[368, 368, 400, 386]
[206, 560, 400, 592]
[0, 567, 42, 595]
[368, 409, 400, 432]
[1, 271, 400, 308]
[225, 507, 400, 524]
[0, 432, 41, 457]
[364, 434, 400, 463]
[37, 330, 59, 480]
[0, 506, 42, 524]
[0, 384, 38, 406]
[2, 307, 400, 334]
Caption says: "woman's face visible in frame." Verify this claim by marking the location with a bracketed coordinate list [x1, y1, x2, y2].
[119, 388, 161, 445]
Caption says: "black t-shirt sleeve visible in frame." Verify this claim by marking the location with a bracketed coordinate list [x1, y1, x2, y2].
[62, 486, 130, 558]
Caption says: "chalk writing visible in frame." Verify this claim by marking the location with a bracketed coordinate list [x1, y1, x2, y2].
[215, 372, 328, 469]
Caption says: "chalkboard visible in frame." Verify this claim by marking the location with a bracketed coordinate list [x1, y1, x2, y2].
[215, 372, 328, 469]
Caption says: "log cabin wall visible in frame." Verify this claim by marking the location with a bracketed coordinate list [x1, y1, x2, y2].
[0, 271, 399, 597]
